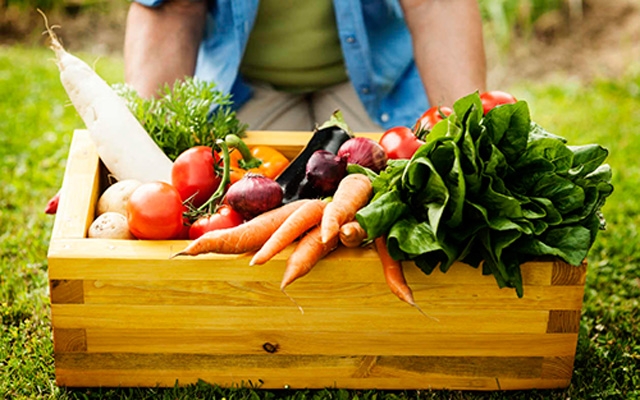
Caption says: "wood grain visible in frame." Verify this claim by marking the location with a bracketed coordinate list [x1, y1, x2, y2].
[51, 304, 551, 334]
[53, 329, 87, 353]
[49, 130, 101, 241]
[551, 260, 587, 286]
[80, 279, 585, 310]
[53, 354, 573, 389]
[48, 239, 554, 286]
[50, 280, 84, 304]
[547, 310, 582, 333]
[82, 329, 579, 357]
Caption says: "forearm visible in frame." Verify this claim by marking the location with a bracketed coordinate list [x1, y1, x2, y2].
[401, 0, 487, 107]
[124, 0, 207, 98]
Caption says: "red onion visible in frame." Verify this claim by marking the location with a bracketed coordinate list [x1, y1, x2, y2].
[225, 173, 283, 220]
[305, 150, 348, 197]
[337, 137, 388, 172]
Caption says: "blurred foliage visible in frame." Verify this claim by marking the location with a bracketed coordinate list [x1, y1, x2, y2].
[479, 0, 572, 50]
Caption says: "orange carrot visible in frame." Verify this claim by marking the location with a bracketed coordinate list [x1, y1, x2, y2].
[281, 225, 339, 296]
[321, 173, 372, 244]
[374, 236, 438, 321]
[173, 199, 310, 257]
[339, 220, 368, 248]
[250, 199, 327, 266]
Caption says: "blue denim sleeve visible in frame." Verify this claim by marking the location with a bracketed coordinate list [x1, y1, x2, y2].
[132, 0, 166, 7]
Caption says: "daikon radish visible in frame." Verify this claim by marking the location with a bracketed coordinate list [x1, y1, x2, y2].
[40, 11, 173, 183]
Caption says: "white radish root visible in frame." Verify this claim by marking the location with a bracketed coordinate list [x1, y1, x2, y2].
[39, 10, 173, 184]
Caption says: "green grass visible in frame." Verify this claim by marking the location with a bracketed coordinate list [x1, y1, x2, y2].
[1, 45, 638, 400]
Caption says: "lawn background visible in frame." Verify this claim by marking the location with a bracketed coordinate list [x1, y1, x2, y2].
[1, 2, 639, 399]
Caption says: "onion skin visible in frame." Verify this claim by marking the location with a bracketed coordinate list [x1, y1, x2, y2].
[337, 137, 388, 172]
[305, 150, 348, 197]
[225, 173, 283, 220]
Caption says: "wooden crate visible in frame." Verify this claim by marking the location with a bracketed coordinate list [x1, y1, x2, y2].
[47, 130, 587, 390]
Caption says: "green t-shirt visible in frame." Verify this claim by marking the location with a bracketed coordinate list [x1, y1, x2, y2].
[240, 0, 348, 93]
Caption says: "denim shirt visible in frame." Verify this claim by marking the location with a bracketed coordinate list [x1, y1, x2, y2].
[133, 0, 429, 129]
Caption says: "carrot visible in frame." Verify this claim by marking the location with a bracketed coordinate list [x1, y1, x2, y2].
[339, 220, 368, 248]
[173, 199, 311, 257]
[250, 199, 327, 266]
[40, 11, 173, 184]
[281, 225, 340, 313]
[374, 236, 438, 321]
[321, 173, 373, 244]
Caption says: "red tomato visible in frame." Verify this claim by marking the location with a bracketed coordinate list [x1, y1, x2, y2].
[379, 126, 425, 160]
[480, 91, 517, 114]
[127, 182, 185, 240]
[171, 146, 221, 208]
[188, 205, 244, 240]
[413, 106, 452, 134]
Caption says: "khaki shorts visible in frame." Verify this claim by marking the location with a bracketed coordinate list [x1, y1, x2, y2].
[236, 81, 384, 133]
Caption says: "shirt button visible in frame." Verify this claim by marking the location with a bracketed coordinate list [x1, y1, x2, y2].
[346, 36, 356, 44]
[380, 113, 390, 123]
[361, 86, 370, 95]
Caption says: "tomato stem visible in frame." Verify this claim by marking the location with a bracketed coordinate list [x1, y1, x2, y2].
[197, 139, 232, 214]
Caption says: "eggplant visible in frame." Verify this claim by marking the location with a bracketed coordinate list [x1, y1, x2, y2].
[276, 125, 352, 203]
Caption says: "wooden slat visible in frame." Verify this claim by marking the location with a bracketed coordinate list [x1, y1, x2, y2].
[53, 354, 572, 389]
[50, 280, 84, 304]
[541, 356, 576, 379]
[49, 130, 100, 241]
[551, 260, 587, 285]
[81, 279, 585, 310]
[53, 368, 496, 389]
[48, 240, 555, 286]
[50, 304, 550, 334]
[547, 310, 582, 333]
[53, 328, 87, 353]
[83, 329, 579, 357]
[54, 353, 541, 378]
[55, 368, 572, 390]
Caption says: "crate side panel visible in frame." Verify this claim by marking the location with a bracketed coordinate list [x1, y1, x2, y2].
[50, 304, 550, 333]
[53, 353, 573, 389]
[47, 239, 555, 286]
[80, 279, 585, 310]
[85, 329, 580, 357]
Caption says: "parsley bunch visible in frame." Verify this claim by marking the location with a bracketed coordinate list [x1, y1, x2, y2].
[114, 77, 247, 161]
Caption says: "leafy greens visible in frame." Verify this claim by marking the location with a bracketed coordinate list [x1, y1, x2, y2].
[354, 92, 613, 297]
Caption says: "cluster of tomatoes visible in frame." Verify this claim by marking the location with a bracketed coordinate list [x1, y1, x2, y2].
[127, 142, 289, 241]
[126, 145, 241, 241]
[378, 90, 517, 160]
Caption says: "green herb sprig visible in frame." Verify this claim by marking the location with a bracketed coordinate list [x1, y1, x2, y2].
[114, 77, 248, 161]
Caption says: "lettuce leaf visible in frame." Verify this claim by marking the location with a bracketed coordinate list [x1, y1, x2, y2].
[356, 92, 613, 296]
